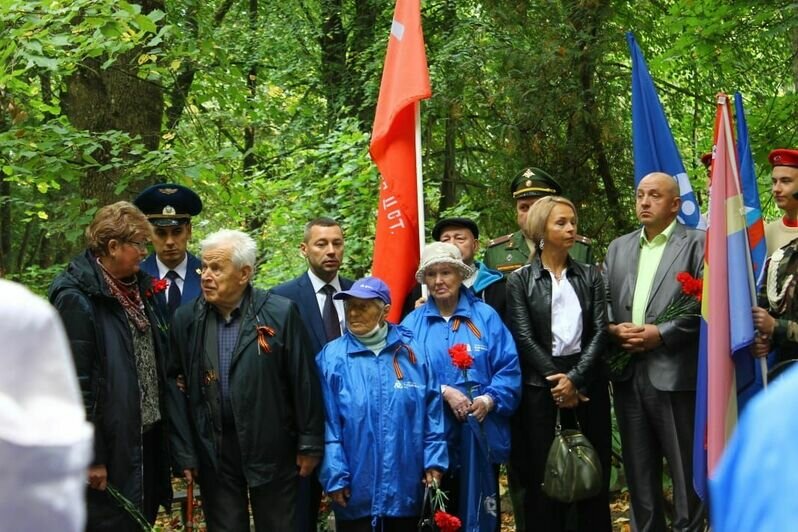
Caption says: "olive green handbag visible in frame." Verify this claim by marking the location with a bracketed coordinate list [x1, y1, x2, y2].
[541, 409, 603, 503]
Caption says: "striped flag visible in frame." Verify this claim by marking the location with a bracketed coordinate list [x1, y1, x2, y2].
[693, 94, 756, 500]
[627, 32, 704, 228]
[370, 0, 430, 322]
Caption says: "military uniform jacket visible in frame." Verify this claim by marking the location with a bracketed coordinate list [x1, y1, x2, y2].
[761, 240, 798, 363]
[483, 230, 594, 276]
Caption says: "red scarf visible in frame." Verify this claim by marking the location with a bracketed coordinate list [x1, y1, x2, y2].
[97, 258, 150, 332]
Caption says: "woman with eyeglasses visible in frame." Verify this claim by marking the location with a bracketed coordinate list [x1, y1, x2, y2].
[49, 201, 173, 531]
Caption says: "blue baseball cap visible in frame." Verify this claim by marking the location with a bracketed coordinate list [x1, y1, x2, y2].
[333, 276, 391, 305]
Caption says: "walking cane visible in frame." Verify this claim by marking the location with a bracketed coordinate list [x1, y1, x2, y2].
[184, 479, 195, 530]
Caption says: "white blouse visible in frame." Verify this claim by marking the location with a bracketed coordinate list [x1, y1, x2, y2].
[548, 269, 583, 357]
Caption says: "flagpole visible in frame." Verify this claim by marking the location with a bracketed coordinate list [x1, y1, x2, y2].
[415, 101, 428, 300]
[721, 94, 768, 388]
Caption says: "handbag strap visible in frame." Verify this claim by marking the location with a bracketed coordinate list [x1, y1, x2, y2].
[417, 485, 431, 529]
[554, 405, 582, 434]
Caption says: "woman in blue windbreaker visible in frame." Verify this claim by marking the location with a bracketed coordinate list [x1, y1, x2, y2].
[402, 242, 521, 529]
[316, 276, 448, 531]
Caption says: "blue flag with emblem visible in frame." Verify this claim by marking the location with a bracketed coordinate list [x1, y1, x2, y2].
[628, 32, 703, 228]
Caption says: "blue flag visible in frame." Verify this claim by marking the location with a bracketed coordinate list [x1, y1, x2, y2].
[734, 91, 773, 409]
[628, 32, 703, 228]
[458, 416, 498, 532]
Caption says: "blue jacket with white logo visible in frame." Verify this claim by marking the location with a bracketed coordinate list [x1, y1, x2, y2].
[316, 324, 448, 521]
[401, 289, 521, 465]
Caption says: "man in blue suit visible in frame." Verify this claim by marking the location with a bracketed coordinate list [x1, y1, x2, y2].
[133, 183, 203, 316]
[272, 217, 353, 532]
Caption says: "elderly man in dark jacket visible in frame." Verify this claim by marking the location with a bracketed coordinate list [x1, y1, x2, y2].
[167, 229, 325, 532]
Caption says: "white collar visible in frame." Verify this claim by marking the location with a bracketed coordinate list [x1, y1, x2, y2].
[307, 269, 342, 293]
[156, 253, 188, 280]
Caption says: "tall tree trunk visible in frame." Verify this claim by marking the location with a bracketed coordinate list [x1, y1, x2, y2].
[567, 0, 627, 234]
[350, 0, 379, 127]
[243, 0, 258, 174]
[0, 91, 11, 274]
[319, 0, 346, 125]
[792, 26, 798, 93]
[439, 109, 458, 213]
[61, 0, 165, 205]
[436, 0, 459, 213]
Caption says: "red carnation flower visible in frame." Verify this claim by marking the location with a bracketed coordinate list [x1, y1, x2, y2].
[434, 510, 462, 532]
[448, 343, 473, 370]
[152, 278, 168, 294]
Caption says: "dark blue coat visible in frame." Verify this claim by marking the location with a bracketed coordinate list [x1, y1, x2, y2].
[271, 272, 353, 356]
[140, 252, 202, 306]
[49, 251, 174, 530]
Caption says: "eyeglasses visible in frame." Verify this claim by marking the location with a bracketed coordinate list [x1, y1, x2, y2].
[125, 239, 150, 251]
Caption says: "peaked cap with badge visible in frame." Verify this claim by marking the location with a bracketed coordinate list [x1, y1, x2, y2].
[133, 183, 203, 227]
[511, 167, 563, 199]
[483, 166, 593, 275]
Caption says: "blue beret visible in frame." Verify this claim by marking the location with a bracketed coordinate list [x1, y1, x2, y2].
[133, 183, 202, 227]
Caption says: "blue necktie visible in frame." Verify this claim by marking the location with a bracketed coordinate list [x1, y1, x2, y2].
[166, 270, 181, 317]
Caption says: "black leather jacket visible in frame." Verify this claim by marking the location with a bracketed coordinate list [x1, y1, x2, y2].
[506, 256, 607, 388]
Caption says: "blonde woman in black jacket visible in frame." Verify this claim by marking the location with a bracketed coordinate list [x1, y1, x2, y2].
[506, 196, 611, 532]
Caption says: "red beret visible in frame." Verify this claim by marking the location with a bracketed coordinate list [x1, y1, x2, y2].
[700, 152, 713, 169]
[769, 149, 798, 168]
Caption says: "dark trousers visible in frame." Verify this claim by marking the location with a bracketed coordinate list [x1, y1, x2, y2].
[296, 471, 322, 532]
[200, 429, 297, 532]
[86, 423, 163, 532]
[508, 409, 529, 532]
[518, 382, 612, 532]
[614, 366, 705, 532]
[336, 516, 419, 532]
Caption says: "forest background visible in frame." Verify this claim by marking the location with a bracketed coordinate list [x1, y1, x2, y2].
[2, 0, 797, 292]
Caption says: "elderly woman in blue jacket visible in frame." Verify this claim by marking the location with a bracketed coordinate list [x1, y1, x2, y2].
[402, 242, 521, 528]
[316, 276, 448, 532]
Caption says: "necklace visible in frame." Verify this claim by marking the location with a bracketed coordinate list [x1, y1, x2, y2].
[542, 262, 566, 281]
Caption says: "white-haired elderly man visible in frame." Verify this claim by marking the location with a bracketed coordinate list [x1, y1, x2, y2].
[166, 229, 325, 531]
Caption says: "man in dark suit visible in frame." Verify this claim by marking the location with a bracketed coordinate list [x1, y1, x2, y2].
[603, 172, 705, 531]
[134, 183, 203, 316]
[271, 217, 353, 532]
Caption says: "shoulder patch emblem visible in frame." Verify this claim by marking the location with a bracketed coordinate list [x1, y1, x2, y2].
[488, 234, 513, 247]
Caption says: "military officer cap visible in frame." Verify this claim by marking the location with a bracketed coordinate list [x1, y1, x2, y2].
[769, 149, 798, 169]
[432, 217, 479, 240]
[511, 167, 562, 199]
[133, 183, 202, 227]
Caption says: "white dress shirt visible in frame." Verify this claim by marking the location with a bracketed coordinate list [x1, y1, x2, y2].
[307, 270, 345, 333]
[156, 253, 187, 302]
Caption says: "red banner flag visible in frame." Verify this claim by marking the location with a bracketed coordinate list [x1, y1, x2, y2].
[370, 0, 431, 323]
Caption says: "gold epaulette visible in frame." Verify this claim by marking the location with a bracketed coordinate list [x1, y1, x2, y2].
[488, 233, 514, 247]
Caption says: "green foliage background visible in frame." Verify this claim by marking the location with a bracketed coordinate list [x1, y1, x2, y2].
[2, 0, 797, 294]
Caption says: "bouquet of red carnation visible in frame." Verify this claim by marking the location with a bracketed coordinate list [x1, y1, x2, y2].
[144, 277, 168, 298]
[144, 277, 170, 333]
[448, 343, 475, 400]
[434, 509, 462, 532]
[607, 271, 703, 375]
[418, 480, 461, 532]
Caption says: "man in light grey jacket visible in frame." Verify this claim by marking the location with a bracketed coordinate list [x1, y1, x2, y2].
[603, 172, 705, 532]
